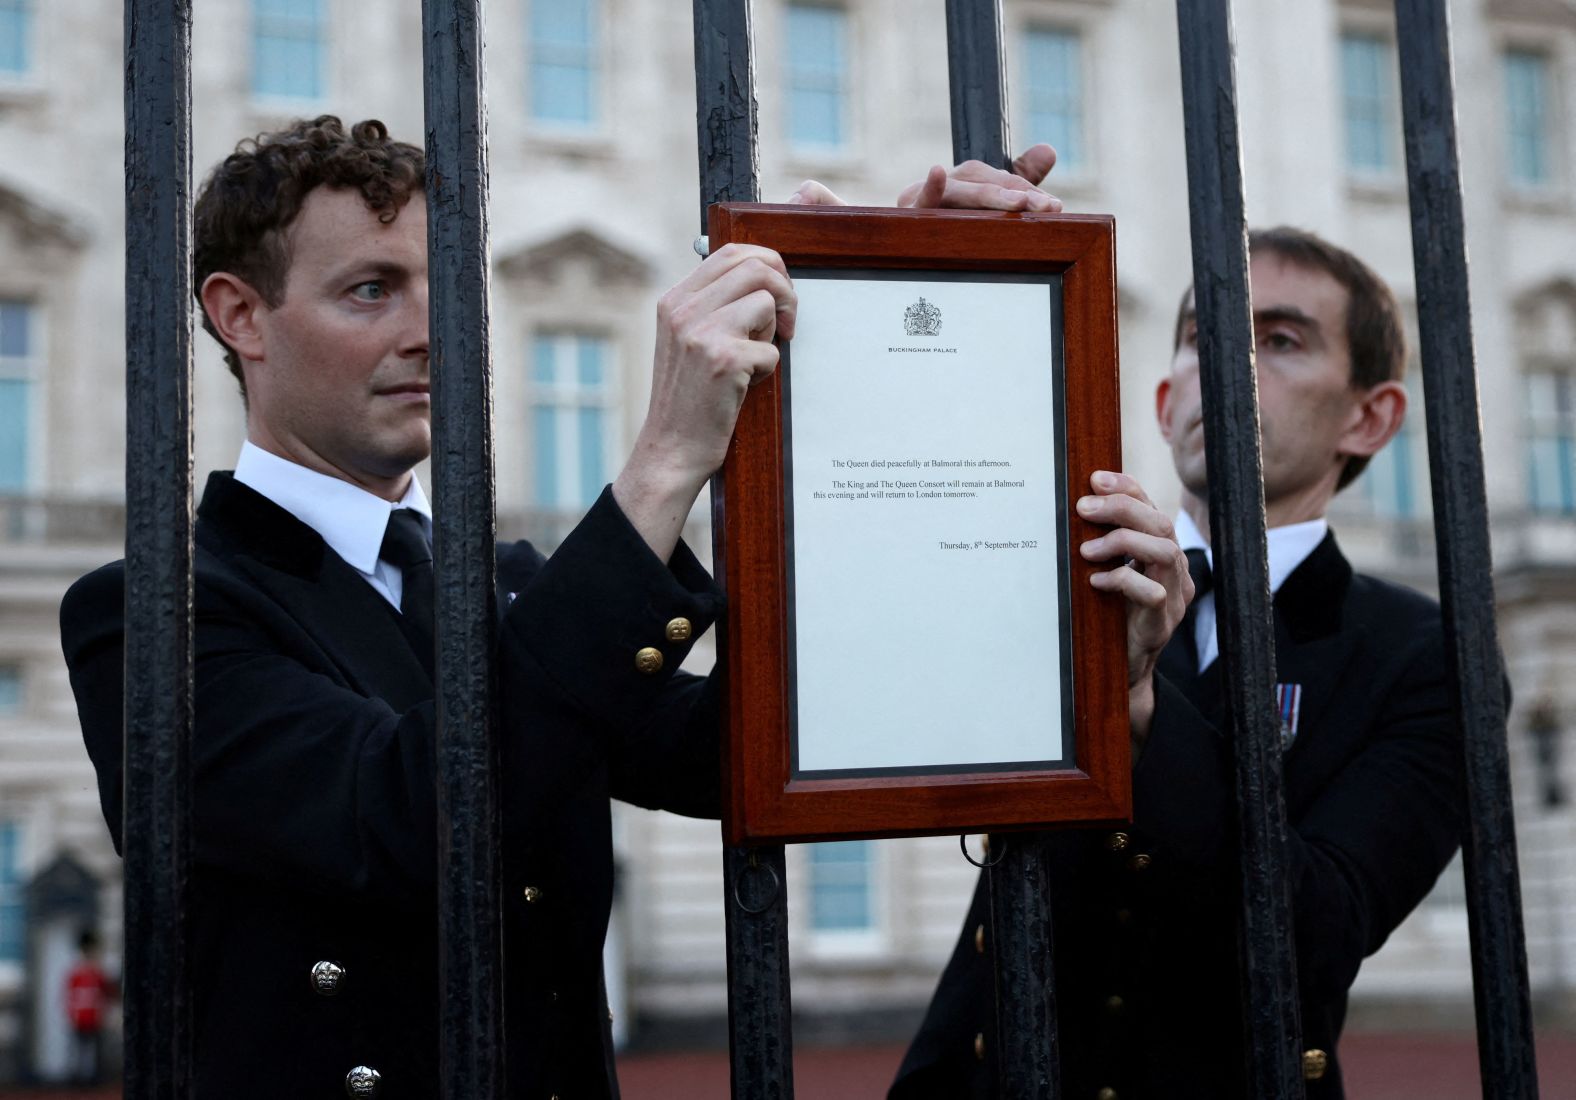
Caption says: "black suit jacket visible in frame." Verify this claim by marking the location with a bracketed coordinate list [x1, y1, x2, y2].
[891, 532, 1466, 1099]
[61, 472, 723, 1099]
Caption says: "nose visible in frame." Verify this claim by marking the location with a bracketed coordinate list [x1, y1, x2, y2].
[401, 279, 430, 361]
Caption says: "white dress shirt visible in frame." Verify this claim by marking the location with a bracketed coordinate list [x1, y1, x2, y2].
[234, 440, 432, 611]
[1173, 509, 1328, 672]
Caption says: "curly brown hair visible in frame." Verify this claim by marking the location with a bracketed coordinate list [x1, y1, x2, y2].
[193, 115, 425, 397]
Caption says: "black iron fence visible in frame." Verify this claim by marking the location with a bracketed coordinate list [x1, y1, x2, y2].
[118, 0, 1535, 1097]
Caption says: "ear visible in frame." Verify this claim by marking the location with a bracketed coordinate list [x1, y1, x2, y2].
[200, 272, 269, 365]
[1338, 380, 1408, 461]
[1155, 376, 1176, 443]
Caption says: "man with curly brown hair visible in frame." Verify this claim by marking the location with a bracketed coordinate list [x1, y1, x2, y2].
[61, 115, 768, 1099]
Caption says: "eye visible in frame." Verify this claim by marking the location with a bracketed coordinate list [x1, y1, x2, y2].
[1262, 330, 1299, 352]
[350, 281, 386, 302]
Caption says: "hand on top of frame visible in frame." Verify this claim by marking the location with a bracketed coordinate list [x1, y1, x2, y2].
[782, 143, 1062, 212]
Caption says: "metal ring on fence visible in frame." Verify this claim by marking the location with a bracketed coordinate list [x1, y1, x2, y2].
[960, 833, 1005, 869]
[733, 856, 782, 914]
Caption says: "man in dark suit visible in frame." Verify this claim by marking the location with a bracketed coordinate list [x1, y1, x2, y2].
[63, 119, 1189, 1097]
[892, 227, 1465, 1099]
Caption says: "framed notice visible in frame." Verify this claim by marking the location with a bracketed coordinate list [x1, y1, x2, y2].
[709, 203, 1128, 844]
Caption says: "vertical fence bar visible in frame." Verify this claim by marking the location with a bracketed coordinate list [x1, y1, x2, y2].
[943, 0, 1011, 169]
[1392, 3, 1538, 1095]
[1173, 2, 1304, 1095]
[945, 6, 1059, 1095]
[121, 0, 194, 1096]
[693, 3, 792, 1098]
[422, 0, 503, 1095]
[983, 834, 1059, 1097]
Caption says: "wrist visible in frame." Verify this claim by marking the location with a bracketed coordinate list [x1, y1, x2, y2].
[1128, 674, 1155, 760]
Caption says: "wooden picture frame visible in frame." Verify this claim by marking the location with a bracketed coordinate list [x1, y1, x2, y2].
[708, 203, 1128, 844]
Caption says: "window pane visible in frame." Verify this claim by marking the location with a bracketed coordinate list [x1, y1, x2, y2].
[1506, 51, 1552, 185]
[786, 5, 848, 149]
[0, 822, 21, 963]
[530, 333, 613, 507]
[529, 0, 597, 125]
[1525, 371, 1576, 514]
[577, 407, 604, 505]
[533, 406, 559, 506]
[1341, 33, 1394, 174]
[0, 0, 29, 76]
[808, 841, 873, 932]
[253, 0, 324, 99]
[0, 378, 30, 491]
[1024, 29, 1083, 170]
[0, 666, 19, 713]
[0, 300, 29, 360]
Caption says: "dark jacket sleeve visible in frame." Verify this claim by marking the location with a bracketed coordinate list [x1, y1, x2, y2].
[1131, 623, 1465, 1001]
[59, 486, 724, 910]
[497, 486, 724, 819]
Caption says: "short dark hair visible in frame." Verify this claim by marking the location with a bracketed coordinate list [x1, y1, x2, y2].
[1171, 227, 1408, 489]
[192, 116, 425, 397]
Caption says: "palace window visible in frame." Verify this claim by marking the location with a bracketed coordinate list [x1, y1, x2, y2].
[529, 332, 617, 509]
[807, 840, 876, 934]
[1340, 31, 1399, 176]
[252, 0, 328, 101]
[1527, 368, 1576, 514]
[1023, 28, 1085, 172]
[785, 4, 849, 151]
[0, 0, 32, 77]
[528, 0, 599, 128]
[1505, 49, 1555, 187]
[0, 300, 39, 492]
[0, 822, 22, 964]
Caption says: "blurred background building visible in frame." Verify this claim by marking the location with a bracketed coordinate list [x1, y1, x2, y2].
[0, 0, 1572, 1084]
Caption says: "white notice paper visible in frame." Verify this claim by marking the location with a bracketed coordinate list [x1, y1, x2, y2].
[788, 272, 1068, 774]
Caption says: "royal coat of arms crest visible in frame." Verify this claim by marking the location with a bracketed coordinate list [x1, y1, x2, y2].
[903, 296, 943, 337]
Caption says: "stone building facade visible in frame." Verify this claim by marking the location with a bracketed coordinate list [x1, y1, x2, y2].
[0, 0, 1573, 1081]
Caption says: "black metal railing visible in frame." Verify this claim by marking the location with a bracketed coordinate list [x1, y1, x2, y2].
[123, 0, 194, 1096]
[116, 0, 1536, 1097]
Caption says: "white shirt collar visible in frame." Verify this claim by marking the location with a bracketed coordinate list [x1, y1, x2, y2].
[234, 440, 431, 574]
[1173, 509, 1328, 595]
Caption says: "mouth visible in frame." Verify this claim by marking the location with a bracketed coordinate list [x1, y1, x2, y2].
[375, 382, 430, 401]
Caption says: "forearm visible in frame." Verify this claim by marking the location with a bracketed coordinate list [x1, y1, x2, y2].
[611, 437, 710, 564]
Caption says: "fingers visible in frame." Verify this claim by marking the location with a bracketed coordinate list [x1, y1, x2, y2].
[1010, 144, 1058, 186]
[1089, 562, 1170, 608]
[670, 246, 798, 342]
[928, 179, 1058, 212]
[1084, 469, 1156, 510]
[897, 161, 1061, 212]
[788, 179, 849, 206]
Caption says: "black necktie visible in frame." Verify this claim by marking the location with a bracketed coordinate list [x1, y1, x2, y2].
[1181, 547, 1214, 676]
[1185, 547, 1213, 601]
[380, 508, 435, 673]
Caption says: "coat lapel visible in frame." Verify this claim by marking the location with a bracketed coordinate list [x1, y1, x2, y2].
[1157, 532, 1360, 757]
[1270, 533, 1360, 761]
[198, 472, 434, 713]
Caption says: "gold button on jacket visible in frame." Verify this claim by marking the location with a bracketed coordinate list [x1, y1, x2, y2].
[1128, 852, 1153, 872]
[1302, 1048, 1329, 1080]
[635, 646, 664, 674]
[665, 616, 693, 642]
[1106, 831, 1131, 852]
[522, 885, 543, 903]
